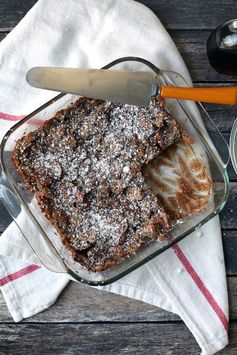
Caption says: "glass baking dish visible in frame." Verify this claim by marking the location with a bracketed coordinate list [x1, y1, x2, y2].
[0, 57, 230, 285]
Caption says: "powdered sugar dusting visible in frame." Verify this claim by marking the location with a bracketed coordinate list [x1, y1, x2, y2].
[14, 96, 181, 271]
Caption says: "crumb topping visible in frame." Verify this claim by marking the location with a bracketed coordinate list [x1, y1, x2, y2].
[13, 96, 181, 271]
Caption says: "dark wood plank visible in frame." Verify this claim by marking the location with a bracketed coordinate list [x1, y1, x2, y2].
[169, 29, 237, 82]
[0, 323, 199, 354]
[170, 29, 209, 43]
[1, 276, 237, 322]
[0, 33, 7, 41]
[202, 105, 237, 133]
[169, 29, 237, 81]
[176, 46, 237, 83]
[0, 321, 236, 354]
[1, 0, 237, 31]
[223, 231, 237, 275]
[0, 0, 37, 31]
[220, 183, 237, 229]
[137, 0, 237, 30]
[228, 277, 237, 319]
[0, 202, 13, 232]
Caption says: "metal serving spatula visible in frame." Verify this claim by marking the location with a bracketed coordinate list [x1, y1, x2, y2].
[26, 67, 237, 106]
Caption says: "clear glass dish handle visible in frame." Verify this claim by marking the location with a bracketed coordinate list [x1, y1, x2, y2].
[0, 176, 67, 274]
[0, 178, 21, 218]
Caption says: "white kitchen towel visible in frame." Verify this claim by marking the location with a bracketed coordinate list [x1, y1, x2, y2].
[0, 1, 228, 354]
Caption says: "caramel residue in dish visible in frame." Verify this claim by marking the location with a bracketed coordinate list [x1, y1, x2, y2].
[182, 131, 194, 144]
[149, 175, 172, 193]
[190, 159, 202, 171]
[178, 156, 212, 193]
[143, 136, 212, 222]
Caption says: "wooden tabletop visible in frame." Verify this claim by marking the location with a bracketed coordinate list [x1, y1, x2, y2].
[1, 0, 237, 353]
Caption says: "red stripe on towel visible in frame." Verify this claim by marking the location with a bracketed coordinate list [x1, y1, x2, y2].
[0, 265, 41, 287]
[172, 244, 228, 331]
[0, 112, 44, 126]
[0, 112, 25, 121]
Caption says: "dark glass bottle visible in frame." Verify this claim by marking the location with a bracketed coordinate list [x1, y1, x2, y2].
[207, 19, 237, 75]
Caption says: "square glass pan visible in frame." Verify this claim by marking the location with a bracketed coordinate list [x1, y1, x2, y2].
[0, 57, 230, 286]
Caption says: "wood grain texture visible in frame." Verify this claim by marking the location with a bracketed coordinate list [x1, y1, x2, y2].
[0, 33, 7, 41]
[220, 183, 237, 229]
[137, 0, 237, 30]
[223, 230, 237, 276]
[169, 30, 237, 82]
[201, 105, 237, 133]
[1, 322, 237, 354]
[1, 276, 237, 323]
[1, 0, 237, 31]
[0, 324, 226, 354]
[0, 323, 202, 354]
[0, 0, 37, 31]
[0, 202, 13, 233]
[173, 38, 236, 83]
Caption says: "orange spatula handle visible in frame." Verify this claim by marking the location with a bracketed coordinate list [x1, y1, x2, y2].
[160, 86, 237, 105]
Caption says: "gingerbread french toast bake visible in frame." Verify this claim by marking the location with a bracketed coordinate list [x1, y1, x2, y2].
[13, 96, 182, 271]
